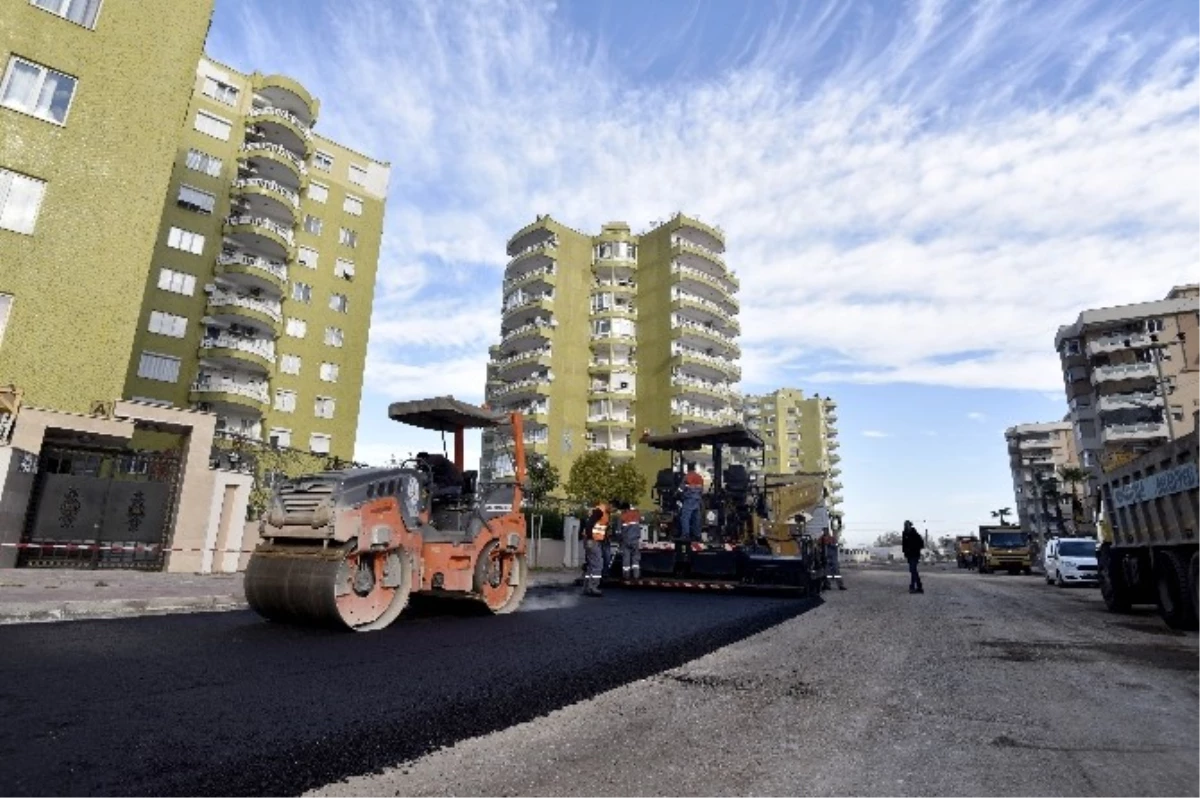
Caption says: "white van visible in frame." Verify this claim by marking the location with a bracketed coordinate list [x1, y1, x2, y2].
[1043, 537, 1099, 587]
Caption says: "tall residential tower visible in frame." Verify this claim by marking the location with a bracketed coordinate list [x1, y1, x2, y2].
[1004, 421, 1081, 543]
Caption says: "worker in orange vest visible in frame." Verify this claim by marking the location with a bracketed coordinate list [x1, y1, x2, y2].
[679, 462, 705, 543]
[618, 500, 644, 580]
[581, 500, 610, 597]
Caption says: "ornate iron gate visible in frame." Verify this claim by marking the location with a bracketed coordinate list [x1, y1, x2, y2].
[18, 447, 182, 570]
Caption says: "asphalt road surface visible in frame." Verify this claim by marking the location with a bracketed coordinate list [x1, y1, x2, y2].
[0, 584, 814, 796]
[315, 566, 1199, 798]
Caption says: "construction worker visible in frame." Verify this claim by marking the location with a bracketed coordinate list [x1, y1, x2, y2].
[618, 500, 643, 580]
[820, 526, 846, 590]
[600, 496, 617, 577]
[679, 462, 705, 543]
[902, 520, 925, 593]
[581, 499, 610, 597]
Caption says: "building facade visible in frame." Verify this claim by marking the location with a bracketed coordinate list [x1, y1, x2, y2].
[743, 388, 843, 522]
[1004, 421, 1080, 544]
[482, 213, 741, 485]
[1054, 285, 1199, 488]
[0, 0, 215, 410]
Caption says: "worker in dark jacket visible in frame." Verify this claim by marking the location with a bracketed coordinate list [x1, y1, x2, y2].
[902, 520, 925, 593]
[580, 500, 610, 597]
[618, 501, 643, 580]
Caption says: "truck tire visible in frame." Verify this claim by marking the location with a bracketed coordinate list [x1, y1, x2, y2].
[1154, 550, 1198, 631]
[1099, 546, 1131, 613]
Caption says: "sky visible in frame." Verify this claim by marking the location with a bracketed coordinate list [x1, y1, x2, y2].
[207, 0, 1200, 546]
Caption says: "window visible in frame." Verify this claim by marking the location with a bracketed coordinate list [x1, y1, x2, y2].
[167, 226, 205, 255]
[0, 168, 46, 235]
[1171, 405, 1184, 422]
[177, 184, 216, 214]
[280, 354, 301, 375]
[194, 110, 232, 141]
[313, 151, 334, 171]
[307, 182, 328, 203]
[319, 362, 339, 382]
[148, 311, 186, 338]
[329, 293, 348, 313]
[291, 282, 312, 303]
[338, 227, 358, 248]
[0, 293, 11, 350]
[296, 246, 318, 269]
[137, 352, 180, 383]
[157, 268, 196, 296]
[314, 396, 336, 419]
[348, 164, 367, 186]
[304, 215, 322, 235]
[1061, 339, 1080, 356]
[1, 57, 76, 125]
[268, 428, 291, 448]
[324, 326, 344, 347]
[274, 389, 296, 412]
[285, 318, 307, 338]
[202, 76, 239, 106]
[1145, 318, 1165, 333]
[31, 0, 103, 28]
[184, 148, 222, 178]
[343, 195, 363, 216]
[334, 258, 355, 280]
[309, 433, 331, 454]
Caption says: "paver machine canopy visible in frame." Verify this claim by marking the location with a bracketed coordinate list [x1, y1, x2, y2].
[244, 396, 530, 631]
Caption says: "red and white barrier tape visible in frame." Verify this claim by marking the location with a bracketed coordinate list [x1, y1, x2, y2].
[0, 541, 257, 554]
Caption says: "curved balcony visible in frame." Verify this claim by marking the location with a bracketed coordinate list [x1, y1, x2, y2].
[502, 293, 554, 327]
[671, 319, 740, 358]
[245, 106, 312, 159]
[589, 331, 637, 350]
[190, 371, 270, 412]
[199, 332, 276, 373]
[829, 453, 841, 464]
[587, 386, 636, 403]
[506, 220, 556, 257]
[670, 238, 729, 279]
[829, 467, 841, 477]
[217, 250, 288, 293]
[240, 142, 307, 191]
[588, 359, 637, 376]
[671, 376, 738, 406]
[224, 214, 295, 261]
[491, 346, 552, 380]
[206, 288, 283, 336]
[488, 374, 553, 403]
[672, 348, 741, 382]
[502, 265, 556, 295]
[251, 73, 319, 127]
[671, 263, 738, 312]
[505, 240, 557, 278]
[590, 306, 637, 323]
[672, 292, 739, 335]
[593, 279, 636, 296]
[232, 177, 300, 224]
[587, 416, 636, 430]
[499, 320, 555, 351]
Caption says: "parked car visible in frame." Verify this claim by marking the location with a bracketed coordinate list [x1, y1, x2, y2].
[1043, 537, 1099, 587]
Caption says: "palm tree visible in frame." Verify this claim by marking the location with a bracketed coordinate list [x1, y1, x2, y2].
[991, 507, 1013, 526]
[1058, 465, 1089, 529]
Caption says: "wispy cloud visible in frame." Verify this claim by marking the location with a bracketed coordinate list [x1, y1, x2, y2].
[862, 430, 891, 438]
[967, 411, 987, 422]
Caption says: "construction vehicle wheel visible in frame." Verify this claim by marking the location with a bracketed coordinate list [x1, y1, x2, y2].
[245, 541, 413, 632]
[1154, 550, 1198, 631]
[475, 539, 528, 614]
[1099, 546, 1131, 613]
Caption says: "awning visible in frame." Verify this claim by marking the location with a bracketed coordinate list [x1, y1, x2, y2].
[640, 424, 765, 451]
[387, 396, 508, 431]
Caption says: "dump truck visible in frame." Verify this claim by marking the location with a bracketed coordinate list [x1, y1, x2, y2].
[955, 535, 979, 569]
[1097, 423, 1199, 630]
[976, 525, 1032, 574]
[243, 396, 530, 631]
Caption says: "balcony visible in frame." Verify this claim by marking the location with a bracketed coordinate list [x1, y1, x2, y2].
[224, 214, 295, 260]
[1091, 362, 1156, 384]
[671, 263, 738, 309]
[829, 453, 841, 464]
[1101, 422, 1169, 443]
[671, 346, 741, 382]
[502, 291, 554, 326]
[199, 332, 276, 371]
[503, 265, 556, 295]
[672, 290, 739, 333]
[829, 467, 841, 477]
[828, 439, 840, 450]
[588, 359, 637, 376]
[245, 105, 312, 159]
[672, 317, 740, 357]
[505, 239, 557, 277]
[251, 73, 319, 127]
[217, 250, 288, 292]
[492, 345, 552, 379]
[488, 374, 553, 402]
[499, 319, 555, 350]
[670, 236, 727, 272]
[588, 383, 636, 401]
[240, 142, 307, 191]
[1088, 332, 1153, 357]
[671, 375, 738, 404]
[190, 371, 270, 412]
[506, 220, 556, 257]
[587, 415, 636, 428]
[206, 288, 283, 331]
[232, 177, 300, 222]
[824, 398, 837, 408]
[829, 481, 843, 492]
[1097, 391, 1163, 413]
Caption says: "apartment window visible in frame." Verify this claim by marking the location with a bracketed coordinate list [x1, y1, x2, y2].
[314, 396, 336, 419]
[274, 389, 296, 412]
[313, 151, 334, 172]
[148, 310, 187, 338]
[1145, 318, 1165, 333]
[1, 57, 76, 125]
[1061, 339, 1080, 356]
[339, 227, 358, 248]
[309, 432, 331, 454]
[184, 149, 222, 178]
[177, 184, 216, 214]
[268, 428, 291, 448]
[295, 246, 318, 270]
[1171, 405, 1184, 422]
[329, 293, 348, 313]
[284, 318, 307, 338]
[166, 226, 205, 255]
[291, 282, 312, 303]
[202, 76, 239, 106]
[194, 110, 232, 141]
[137, 352, 180, 383]
[0, 293, 12, 350]
[0, 168, 46, 235]
[334, 258, 355, 280]
[343, 195, 363, 216]
[304, 215, 322, 235]
[324, 326, 344, 347]
[31, 0, 103, 28]
[307, 182, 328, 203]
[157, 268, 196, 296]
[348, 164, 367, 186]
[280, 354, 301, 375]
[319, 362, 339, 382]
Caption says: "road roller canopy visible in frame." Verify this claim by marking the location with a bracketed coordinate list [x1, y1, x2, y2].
[641, 424, 765, 452]
[387, 396, 508, 431]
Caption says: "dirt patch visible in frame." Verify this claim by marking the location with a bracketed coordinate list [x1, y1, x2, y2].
[979, 639, 1197, 672]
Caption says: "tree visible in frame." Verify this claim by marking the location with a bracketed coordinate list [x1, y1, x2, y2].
[873, 532, 902, 547]
[610, 461, 647, 507]
[565, 450, 615, 507]
[991, 507, 1013, 526]
[1057, 465, 1088, 527]
[526, 455, 559, 509]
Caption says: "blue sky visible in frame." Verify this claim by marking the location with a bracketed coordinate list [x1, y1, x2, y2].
[207, 0, 1200, 546]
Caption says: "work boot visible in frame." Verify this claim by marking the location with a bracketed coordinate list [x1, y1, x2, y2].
[837, 580, 846, 591]
[631, 565, 640, 580]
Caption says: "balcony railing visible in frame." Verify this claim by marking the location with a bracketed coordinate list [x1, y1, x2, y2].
[1097, 391, 1163, 413]
[503, 265, 555, 293]
[233, 177, 300, 208]
[588, 415, 633, 424]
[671, 235, 724, 262]
[1101, 421, 1169, 442]
[192, 372, 270, 403]
[489, 374, 553, 399]
[208, 288, 283, 322]
[589, 359, 635, 370]
[248, 105, 313, 140]
[492, 345, 552, 369]
[241, 141, 308, 175]
[673, 290, 739, 327]
[217, 250, 288, 282]
[672, 317, 739, 350]
[673, 344, 740, 377]
[507, 239, 558, 268]
[201, 333, 276, 363]
[500, 318, 556, 345]
[672, 404, 740, 424]
[503, 291, 554, 315]
[671, 262, 738, 297]
[1091, 362, 1156, 383]
[1088, 332, 1152, 356]
[671, 375, 739, 401]
[226, 214, 295, 246]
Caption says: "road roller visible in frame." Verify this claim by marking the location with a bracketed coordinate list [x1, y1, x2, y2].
[244, 396, 530, 631]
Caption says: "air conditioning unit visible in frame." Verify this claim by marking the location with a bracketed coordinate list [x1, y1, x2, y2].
[203, 284, 216, 294]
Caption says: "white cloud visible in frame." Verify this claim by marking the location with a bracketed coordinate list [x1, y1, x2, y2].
[967, 411, 988, 422]
[862, 430, 891, 438]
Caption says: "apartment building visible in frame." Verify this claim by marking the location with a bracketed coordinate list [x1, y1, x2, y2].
[1055, 285, 1199, 484]
[0, 0, 214, 409]
[481, 213, 741, 485]
[120, 57, 390, 460]
[1004, 421, 1080, 543]
[743, 388, 843, 521]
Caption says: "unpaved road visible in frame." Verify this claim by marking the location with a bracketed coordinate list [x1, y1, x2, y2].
[314, 566, 1199, 798]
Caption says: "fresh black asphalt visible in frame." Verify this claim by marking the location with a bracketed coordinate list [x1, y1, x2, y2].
[0, 585, 817, 796]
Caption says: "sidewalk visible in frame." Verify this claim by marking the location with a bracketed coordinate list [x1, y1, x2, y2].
[0, 566, 580, 625]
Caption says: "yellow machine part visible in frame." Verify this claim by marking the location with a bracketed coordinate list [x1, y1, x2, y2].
[753, 474, 826, 556]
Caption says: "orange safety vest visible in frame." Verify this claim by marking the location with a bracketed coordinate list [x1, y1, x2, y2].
[590, 503, 610, 541]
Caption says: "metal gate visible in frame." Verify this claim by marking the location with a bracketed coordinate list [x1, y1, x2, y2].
[18, 447, 182, 570]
